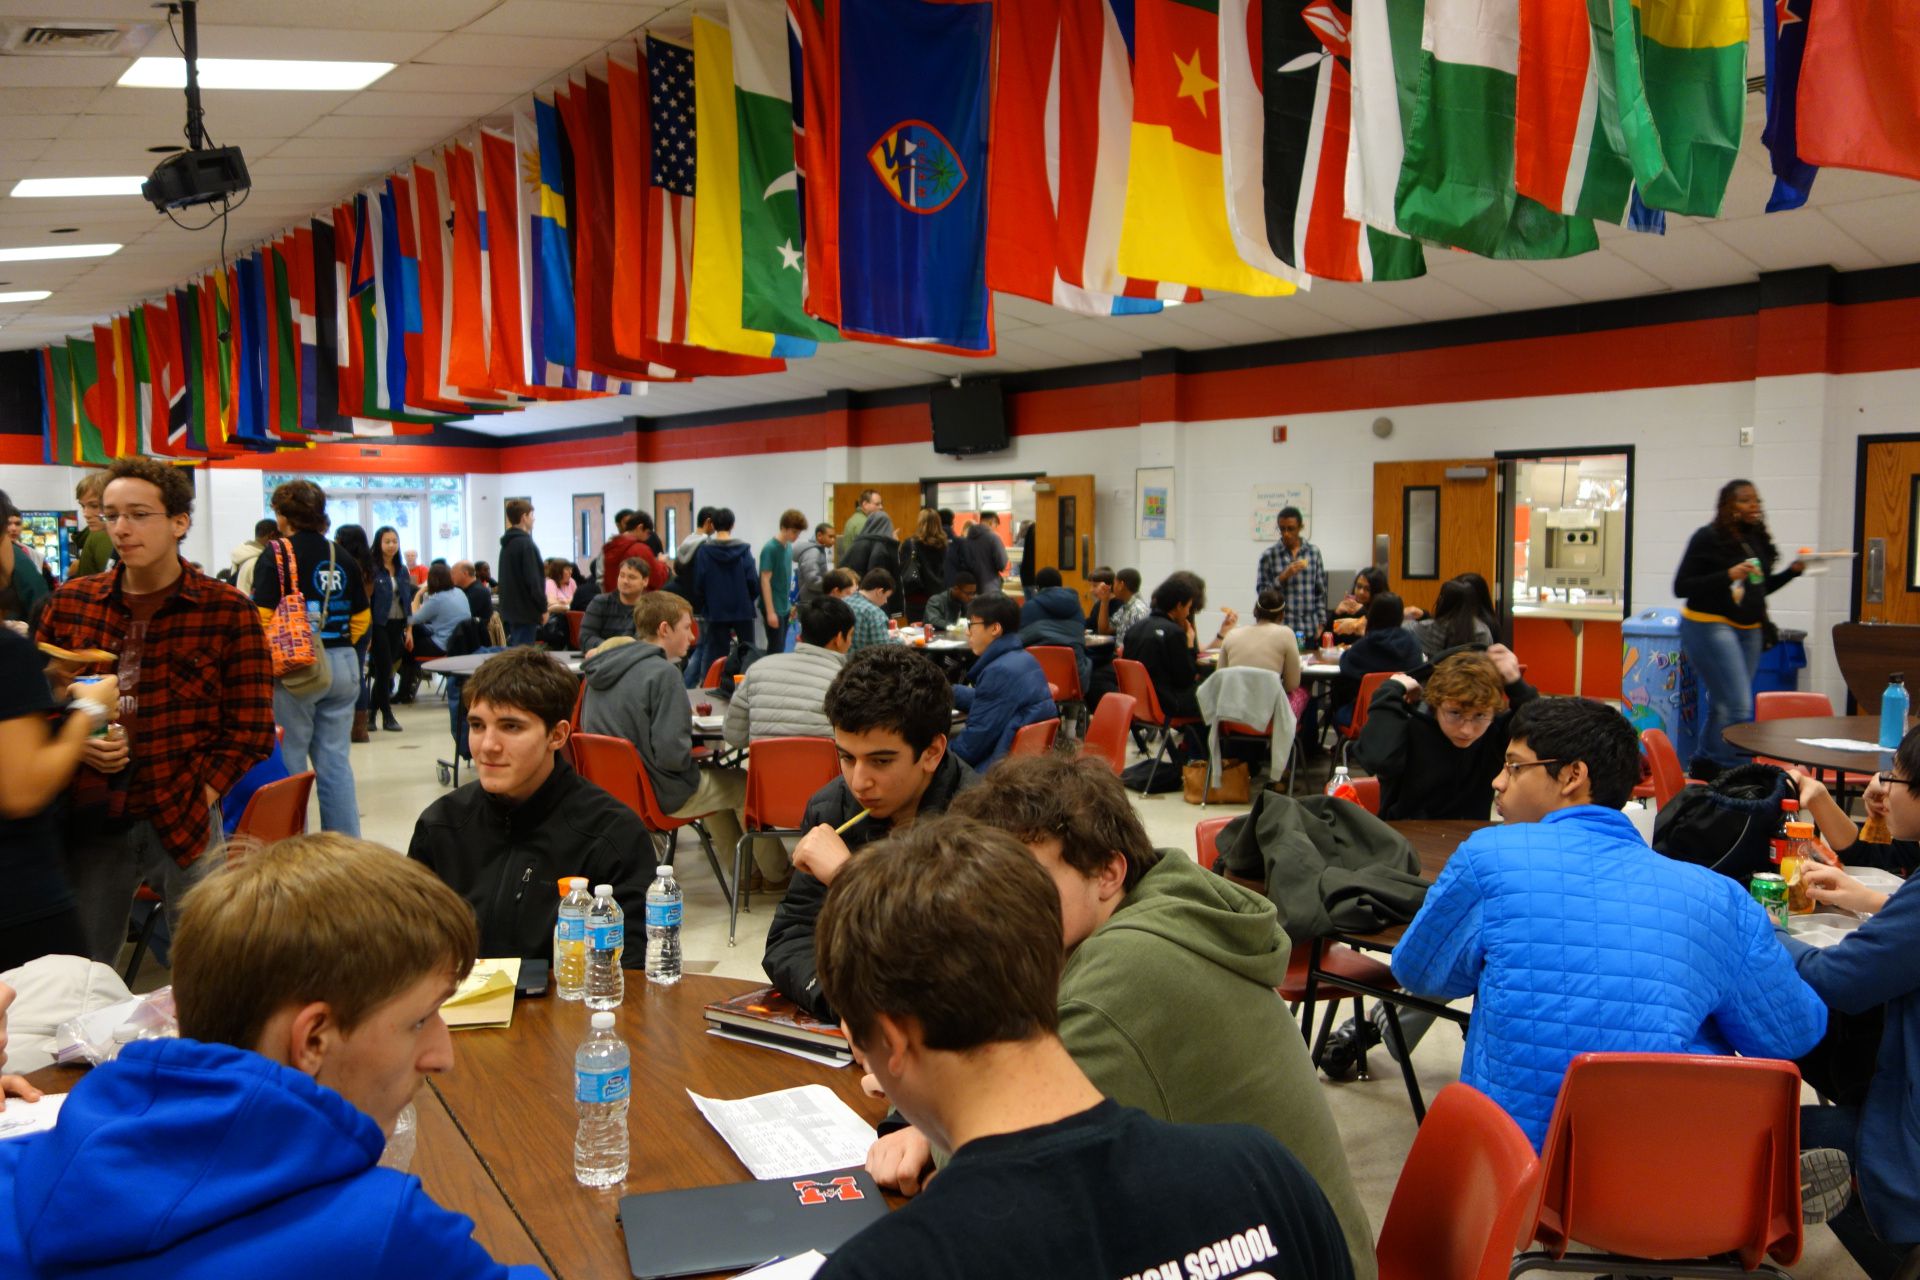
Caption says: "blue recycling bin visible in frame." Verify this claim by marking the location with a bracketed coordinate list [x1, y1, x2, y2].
[1621, 607, 1701, 768]
[1752, 629, 1807, 695]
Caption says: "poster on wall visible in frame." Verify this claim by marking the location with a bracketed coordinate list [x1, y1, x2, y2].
[1136, 467, 1174, 540]
[1250, 484, 1312, 541]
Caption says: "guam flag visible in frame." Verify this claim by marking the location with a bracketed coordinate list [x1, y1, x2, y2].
[836, 0, 993, 354]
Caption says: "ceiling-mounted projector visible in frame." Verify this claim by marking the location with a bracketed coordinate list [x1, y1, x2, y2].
[142, 0, 249, 214]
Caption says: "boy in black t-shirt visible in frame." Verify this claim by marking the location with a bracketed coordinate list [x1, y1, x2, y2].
[812, 818, 1352, 1280]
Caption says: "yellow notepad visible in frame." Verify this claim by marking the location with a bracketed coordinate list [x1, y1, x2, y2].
[441, 958, 521, 1030]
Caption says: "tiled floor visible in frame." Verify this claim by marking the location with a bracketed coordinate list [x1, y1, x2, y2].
[297, 693, 1863, 1277]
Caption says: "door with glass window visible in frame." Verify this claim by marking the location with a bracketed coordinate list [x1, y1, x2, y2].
[1857, 438, 1920, 625]
[1371, 460, 1498, 614]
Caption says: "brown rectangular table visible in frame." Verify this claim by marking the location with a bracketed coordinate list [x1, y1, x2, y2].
[430, 973, 893, 1280]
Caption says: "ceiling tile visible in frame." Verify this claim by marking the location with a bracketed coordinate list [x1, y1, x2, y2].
[330, 88, 520, 116]
[1815, 194, 1920, 266]
[189, 23, 441, 62]
[369, 62, 556, 96]
[461, 1, 658, 40]
[415, 33, 612, 69]
[156, 0, 499, 29]
[1521, 251, 1673, 302]
[1599, 221, 1761, 290]
[0, 57, 132, 88]
[299, 113, 476, 141]
[1423, 258, 1579, 312]
[1702, 208, 1882, 272]
[0, 88, 106, 115]
[1353, 273, 1499, 323]
[84, 86, 351, 131]
[266, 136, 435, 161]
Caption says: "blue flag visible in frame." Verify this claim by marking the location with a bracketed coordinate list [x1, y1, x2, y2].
[232, 252, 268, 442]
[377, 182, 413, 413]
[1627, 187, 1667, 236]
[837, 0, 993, 353]
[1763, 0, 1817, 212]
[531, 95, 577, 373]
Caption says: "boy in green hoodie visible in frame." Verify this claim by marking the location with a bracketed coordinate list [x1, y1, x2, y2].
[867, 755, 1376, 1280]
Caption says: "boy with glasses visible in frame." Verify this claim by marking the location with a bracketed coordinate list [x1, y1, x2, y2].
[37, 457, 273, 965]
[1391, 695, 1830, 1149]
[1355, 645, 1535, 821]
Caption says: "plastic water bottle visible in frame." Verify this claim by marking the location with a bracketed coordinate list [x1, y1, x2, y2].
[646, 865, 683, 985]
[554, 877, 590, 1002]
[573, 1011, 630, 1187]
[1880, 673, 1909, 751]
[1325, 765, 1359, 803]
[585, 884, 625, 1010]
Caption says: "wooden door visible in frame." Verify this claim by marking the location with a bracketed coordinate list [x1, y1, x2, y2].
[830, 483, 923, 535]
[1371, 459, 1498, 613]
[570, 493, 603, 564]
[1859, 439, 1920, 625]
[1034, 474, 1097, 601]
[653, 489, 692, 553]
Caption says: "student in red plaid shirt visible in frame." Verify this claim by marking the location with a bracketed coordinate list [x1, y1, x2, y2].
[37, 458, 273, 965]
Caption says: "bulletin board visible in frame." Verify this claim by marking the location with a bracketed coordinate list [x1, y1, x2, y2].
[1136, 467, 1174, 540]
[1250, 484, 1312, 541]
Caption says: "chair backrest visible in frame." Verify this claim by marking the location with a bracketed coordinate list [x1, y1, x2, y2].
[1009, 717, 1061, 758]
[570, 732, 689, 831]
[743, 737, 842, 831]
[1348, 669, 1396, 738]
[1639, 728, 1687, 810]
[1080, 693, 1136, 775]
[1376, 1084, 1542, 1280]
[560, 678, 588, 769]
[1754, 690, 1834, 721]
[232, 771, 315, 844]
[1029, 645, 1084, 701]
[1350, 775, 1381, 815]
[564, 609, 584, 649]
[1112, 658, 1167, 726]
[1194, 815, 1233, 871]
[701, 657, 725, 690]
[1525, 1053, 1805, 1271]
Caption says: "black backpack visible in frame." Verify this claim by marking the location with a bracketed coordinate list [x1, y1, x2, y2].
[1651, 762, 1793, 883]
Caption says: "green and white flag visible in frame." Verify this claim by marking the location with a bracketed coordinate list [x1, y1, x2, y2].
[1393, 0, 1599, 260]
[728, 0, 838, 343]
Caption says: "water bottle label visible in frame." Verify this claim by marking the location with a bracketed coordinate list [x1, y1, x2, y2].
[589, 922, 624, 950]
[556, 917, 585, 942]
[575, 1065, 630, 1104]
[646, 900, 682, 928]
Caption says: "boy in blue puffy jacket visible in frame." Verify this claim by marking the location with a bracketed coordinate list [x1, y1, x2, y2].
[1393, 696, 1828, 1150]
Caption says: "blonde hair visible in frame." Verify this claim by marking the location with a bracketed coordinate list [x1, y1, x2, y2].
[75, 471, 108, 502]
[1425, 652, 1508, 714]
[633, 591, 691, 639]
[172, 834, 477, 1051]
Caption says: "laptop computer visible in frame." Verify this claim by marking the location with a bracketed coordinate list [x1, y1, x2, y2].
[618, 1168, 889, 1279]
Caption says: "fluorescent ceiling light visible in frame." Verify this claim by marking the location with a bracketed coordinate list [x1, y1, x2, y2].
[10, 177, 147, 199]
[118, 57, 394, 92]
[0, 291, 52, 304]
[0, 244, 120, 262]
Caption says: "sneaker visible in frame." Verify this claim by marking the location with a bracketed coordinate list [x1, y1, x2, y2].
[1319, 1016, 1382, 1081]
[1800, 1147, 1852, 1225]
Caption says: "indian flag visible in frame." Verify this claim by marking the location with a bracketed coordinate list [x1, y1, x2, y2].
[1393, 0, 1599, 259]
[1608, 0, 1746, 217]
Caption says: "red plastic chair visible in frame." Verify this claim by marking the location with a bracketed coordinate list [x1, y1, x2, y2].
[701, 658, 725, 690]
[1511, 1053, 1808, 1279]
[1195, 816, 1420, 1110]
[1639, 728, 1693, 811]
[233, 770, 317, 844]
[1756, 690, 1874, 793]
[572, 733, 733, 910]
[1030, 645, 1086, 733]
[559, 677, 587, 769]
[730, 737, 841, 944]
[1349, 775, 1381, 815]
[1114, 658, 1202, 792]
[1376, 1084, 1541, 1280]
[1336, 669, 1396, 764]
[1079, 693, 1136, 775]
[564, 609, 584, 649]
[1009, 717, 1060, 758]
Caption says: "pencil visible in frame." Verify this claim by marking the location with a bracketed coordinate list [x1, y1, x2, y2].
[835, 808, 870, 834]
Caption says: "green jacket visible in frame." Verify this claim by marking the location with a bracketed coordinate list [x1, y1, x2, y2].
[1059, 852, 1377, 1280]
[73, 528, 114, 579]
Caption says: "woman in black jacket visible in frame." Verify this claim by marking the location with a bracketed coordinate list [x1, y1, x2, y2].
[368, 526, 408, 726]
[899, 508, 948, 622]
[1674, 480, 1803, 776]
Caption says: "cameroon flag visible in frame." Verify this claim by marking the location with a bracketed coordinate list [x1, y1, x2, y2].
[1609, 0, 1745, 216]
[1118, 0, 1295, 297]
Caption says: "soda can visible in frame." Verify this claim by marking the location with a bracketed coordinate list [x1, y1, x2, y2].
[1750, 873, 1789, 929]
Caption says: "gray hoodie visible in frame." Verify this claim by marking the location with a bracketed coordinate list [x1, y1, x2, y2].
[578, 640, 699, 812]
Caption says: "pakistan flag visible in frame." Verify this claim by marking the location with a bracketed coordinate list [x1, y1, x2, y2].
[728, 0, 838, 343]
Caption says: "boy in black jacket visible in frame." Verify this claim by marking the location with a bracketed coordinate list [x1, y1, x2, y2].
[762, 646, 978, 1019]
[495, 499, 546, 647]
[1355, 645, 1536, 821]
[408, 648, 655, 965]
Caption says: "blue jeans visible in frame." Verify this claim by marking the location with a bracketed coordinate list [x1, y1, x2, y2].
[506, 621, 538, 647]
[1679, 616, 1762, 771]
[689, 618, 750, 687]
[1801, 1104, 1913, 1279]
[273, 646, 363, 836]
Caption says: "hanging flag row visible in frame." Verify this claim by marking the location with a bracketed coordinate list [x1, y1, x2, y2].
[36, 0, 1920, 465]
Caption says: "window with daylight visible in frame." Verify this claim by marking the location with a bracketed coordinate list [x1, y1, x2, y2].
[263, 474, 466, 566]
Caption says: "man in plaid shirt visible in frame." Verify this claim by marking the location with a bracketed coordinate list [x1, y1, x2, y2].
[38, 458, 273, 965]
[1255, 507, 1327, 642]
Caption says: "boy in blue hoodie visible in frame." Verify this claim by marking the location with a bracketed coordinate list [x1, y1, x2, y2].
[950, 593, 1056, 768]
[0, 834, 547, 1280]
[687, 507, 759, 687]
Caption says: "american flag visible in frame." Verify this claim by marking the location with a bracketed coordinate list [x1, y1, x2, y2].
[644, 35, 696, 345]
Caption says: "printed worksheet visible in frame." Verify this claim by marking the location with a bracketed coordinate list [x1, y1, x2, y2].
[688, 1085, 877, 1180]
[0, 1093, 65, 1142]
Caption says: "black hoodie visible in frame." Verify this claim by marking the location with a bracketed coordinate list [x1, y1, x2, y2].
[496, 526, 546, 626]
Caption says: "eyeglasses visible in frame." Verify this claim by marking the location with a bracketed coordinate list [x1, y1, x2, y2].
[101, 510, 169, 527]
[1500, 757, 1563, 774]
[1873, 772, 1920, 795]
[1439, 707, 1495, 728]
